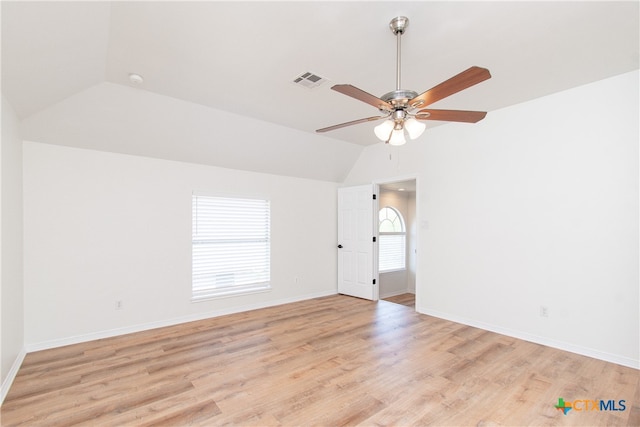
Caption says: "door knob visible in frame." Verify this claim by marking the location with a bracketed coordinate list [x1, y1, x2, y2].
[337, 244, 343, 248]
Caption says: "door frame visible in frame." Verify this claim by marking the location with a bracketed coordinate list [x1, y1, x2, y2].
[374, 175, 419, 308]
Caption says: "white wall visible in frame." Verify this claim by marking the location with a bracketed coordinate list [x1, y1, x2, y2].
[19, 82, 362, 183]
[1, 95, 25, 399]
[23, 142, 338, 348]
[407, 193, 416, 294]
[345, 70, 639, 368]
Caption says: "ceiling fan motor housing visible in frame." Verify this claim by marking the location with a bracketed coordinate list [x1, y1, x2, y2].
[381, 89, 419, 111]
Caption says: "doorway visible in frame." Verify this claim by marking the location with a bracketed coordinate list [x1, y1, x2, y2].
[377, 179, 417, 309]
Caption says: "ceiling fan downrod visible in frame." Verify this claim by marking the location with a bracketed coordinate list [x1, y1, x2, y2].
[390, 16, 408, 91]
[380, 17, 418, 111]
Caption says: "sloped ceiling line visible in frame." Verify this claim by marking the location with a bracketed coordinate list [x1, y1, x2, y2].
[2, 1, 638, 181]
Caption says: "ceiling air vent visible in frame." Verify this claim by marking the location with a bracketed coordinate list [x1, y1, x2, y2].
[292, 72, 328, 89]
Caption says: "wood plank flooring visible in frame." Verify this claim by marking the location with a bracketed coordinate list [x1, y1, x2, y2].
[383, 293, 415, 308]
[2, 295, 638, 426]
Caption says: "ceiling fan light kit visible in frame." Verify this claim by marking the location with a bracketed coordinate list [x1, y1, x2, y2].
[374, 120, 395, 140]
[316, 16, 491, 145]
[404, 118, 426, 139]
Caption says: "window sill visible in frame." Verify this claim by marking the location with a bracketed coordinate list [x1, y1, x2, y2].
[379, 268, 407, 274]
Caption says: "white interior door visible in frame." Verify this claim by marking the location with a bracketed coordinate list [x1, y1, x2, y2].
[337, 184, 378, 300]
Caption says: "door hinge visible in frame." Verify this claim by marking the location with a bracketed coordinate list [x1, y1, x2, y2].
[373, 236, 376, 242]
[373, 194, 377, 200]
[373, 279, 376, 285]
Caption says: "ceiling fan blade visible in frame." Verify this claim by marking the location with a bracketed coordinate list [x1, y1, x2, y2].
[409, 66, 491, 109]
[416, 109, 487, 123]
[316, 116, 388, 133]
[331, 84, 393, 111]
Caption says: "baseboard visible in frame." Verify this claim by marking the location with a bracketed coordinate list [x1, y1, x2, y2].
[417, 306, 639, 370]
[1, 347, 26, 405]
[26, 290, 337, 353]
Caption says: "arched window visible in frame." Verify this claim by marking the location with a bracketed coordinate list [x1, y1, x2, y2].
[378, 206, 406, 272]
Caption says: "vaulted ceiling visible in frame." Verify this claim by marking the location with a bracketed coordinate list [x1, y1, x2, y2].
[2, 1, 638, 181]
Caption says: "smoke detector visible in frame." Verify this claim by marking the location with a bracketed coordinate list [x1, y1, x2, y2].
[128, 73, 144, 84]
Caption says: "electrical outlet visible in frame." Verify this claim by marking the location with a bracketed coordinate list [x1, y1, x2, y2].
[540, 305, 548, 317]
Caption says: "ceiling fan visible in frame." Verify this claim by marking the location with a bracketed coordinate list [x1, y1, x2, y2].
[316, 16, 491, 145]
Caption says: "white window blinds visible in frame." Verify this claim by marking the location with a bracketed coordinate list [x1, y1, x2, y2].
[379, 234, 406, 272]
[378, 206, 406, 272]
[192, 194, 271, 300]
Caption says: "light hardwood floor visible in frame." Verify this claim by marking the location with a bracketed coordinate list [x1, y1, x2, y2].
[383, 293, 415, 308]
[2, 295, 638, 426]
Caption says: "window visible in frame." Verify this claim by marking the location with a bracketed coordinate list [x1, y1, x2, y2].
[378, 206, 406, 272]
[192, 194, 270, 300]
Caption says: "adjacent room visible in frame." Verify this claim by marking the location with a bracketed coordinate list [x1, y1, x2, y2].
[1, 1, 638, 425]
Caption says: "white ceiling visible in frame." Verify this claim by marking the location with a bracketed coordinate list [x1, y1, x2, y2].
[380, 180, 417, 193]
[2, 1, 639, 179]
